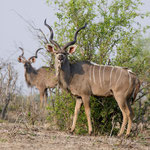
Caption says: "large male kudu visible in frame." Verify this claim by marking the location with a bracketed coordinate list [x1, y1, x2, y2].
[44, 20, 140, 136]
[18, 47, 57, 107]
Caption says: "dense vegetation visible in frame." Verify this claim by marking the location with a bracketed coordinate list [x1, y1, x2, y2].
[44, 0, 150, 135]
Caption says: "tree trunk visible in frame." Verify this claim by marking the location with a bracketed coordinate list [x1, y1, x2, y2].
[1, 94, 10, 119]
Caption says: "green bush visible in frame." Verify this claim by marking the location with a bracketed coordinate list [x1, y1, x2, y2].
[47, 90, 122, 135]
[44, 0, 150, 135]
[90, 96, 122, 135]
[47, 91, 76, 130]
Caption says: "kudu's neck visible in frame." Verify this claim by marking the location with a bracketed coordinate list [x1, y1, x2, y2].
[24, 65, 38, 87]
[57, 58, 71, 91]
[25, 65, 36, 74]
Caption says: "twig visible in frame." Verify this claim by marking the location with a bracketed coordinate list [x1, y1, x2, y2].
[109, 115, 115, 137]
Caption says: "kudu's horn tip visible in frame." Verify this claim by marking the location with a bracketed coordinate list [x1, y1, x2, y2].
[19, 47, 23, 51]
[44, 18, 47, 24]
[83, 23, 87, 28]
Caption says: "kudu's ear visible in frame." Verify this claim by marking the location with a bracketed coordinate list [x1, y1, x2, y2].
[46, 44, 55, 53]
[68, 45, 77, 54]
[29, 57, 36, 63]
[18, 57, 25, 63]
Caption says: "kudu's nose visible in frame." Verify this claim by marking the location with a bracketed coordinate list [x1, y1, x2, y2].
[58, 55, 64, 61]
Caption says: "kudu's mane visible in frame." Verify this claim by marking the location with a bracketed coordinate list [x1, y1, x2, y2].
[25, 73, 32, 87]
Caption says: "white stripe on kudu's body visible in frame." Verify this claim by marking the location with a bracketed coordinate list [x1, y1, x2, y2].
[114, 67, 119, 82]
[125, 71, 131, 96]
[102, 66, 106, 88]
[89, 65, 92, 82]
[93, 65, 96, 84]
[109, 67, 114, 88]
[90, 64, 133, 97]
[115, 68, 123, 88]
[99, 66, 102, 89]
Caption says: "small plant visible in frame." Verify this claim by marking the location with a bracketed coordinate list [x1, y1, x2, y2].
[90, 96, 122, 135]
[47, 91, 75, 130]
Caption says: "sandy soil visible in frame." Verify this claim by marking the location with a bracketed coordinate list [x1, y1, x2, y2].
[0, 122, 149, 150]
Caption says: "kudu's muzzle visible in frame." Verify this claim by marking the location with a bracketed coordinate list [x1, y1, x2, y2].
[58, 54, 64, 61]
[57, 54, 66, 65]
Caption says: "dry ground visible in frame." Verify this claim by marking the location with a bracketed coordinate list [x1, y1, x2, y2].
[0, 122, 150, 150]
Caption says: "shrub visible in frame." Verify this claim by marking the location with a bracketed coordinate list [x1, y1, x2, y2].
[47, 90, 122, 135]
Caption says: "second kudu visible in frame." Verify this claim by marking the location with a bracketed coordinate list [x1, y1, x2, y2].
[18, 47, 57, 107]
[44, 20, 140, 136]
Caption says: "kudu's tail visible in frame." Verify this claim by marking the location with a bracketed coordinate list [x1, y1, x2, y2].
[131, 78, 141, 104]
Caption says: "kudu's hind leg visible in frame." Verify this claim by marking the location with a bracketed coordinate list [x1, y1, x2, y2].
[71, 98, 82, 133]
[44, 89, 48, 107]
[126, 100, 134, 136]
[115, 95, 128, 137]
[40, 91, 45, 108]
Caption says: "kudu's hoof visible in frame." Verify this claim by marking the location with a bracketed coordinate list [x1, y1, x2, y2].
[117, 133, 123, 137]
[125, 134, 130, 138]
[70, 131, 74, 135]
[69, 129, 74, 135]
[89, 131, 93, 136]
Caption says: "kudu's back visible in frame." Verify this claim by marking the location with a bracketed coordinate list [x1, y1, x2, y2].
[69, 61, 140, 102]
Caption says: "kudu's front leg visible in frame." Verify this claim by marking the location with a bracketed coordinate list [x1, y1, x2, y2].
[71, 98, 82, 133]
[82, 95, 92, 135]
[40, 91, 45, 108]
[44, 89, 48, 107]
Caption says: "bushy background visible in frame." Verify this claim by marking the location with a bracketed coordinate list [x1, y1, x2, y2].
[43, 0, 150, 135]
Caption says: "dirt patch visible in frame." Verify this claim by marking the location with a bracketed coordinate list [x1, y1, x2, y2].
[0, 122, 149, 150]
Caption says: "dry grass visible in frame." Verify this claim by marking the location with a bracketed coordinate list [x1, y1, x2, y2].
[0, 95, 149, 150]
[0, 122, 149, 150]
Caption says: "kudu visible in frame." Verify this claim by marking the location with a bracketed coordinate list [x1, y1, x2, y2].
[18, 47, 57, 107]
[44, 20, 140, 136]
